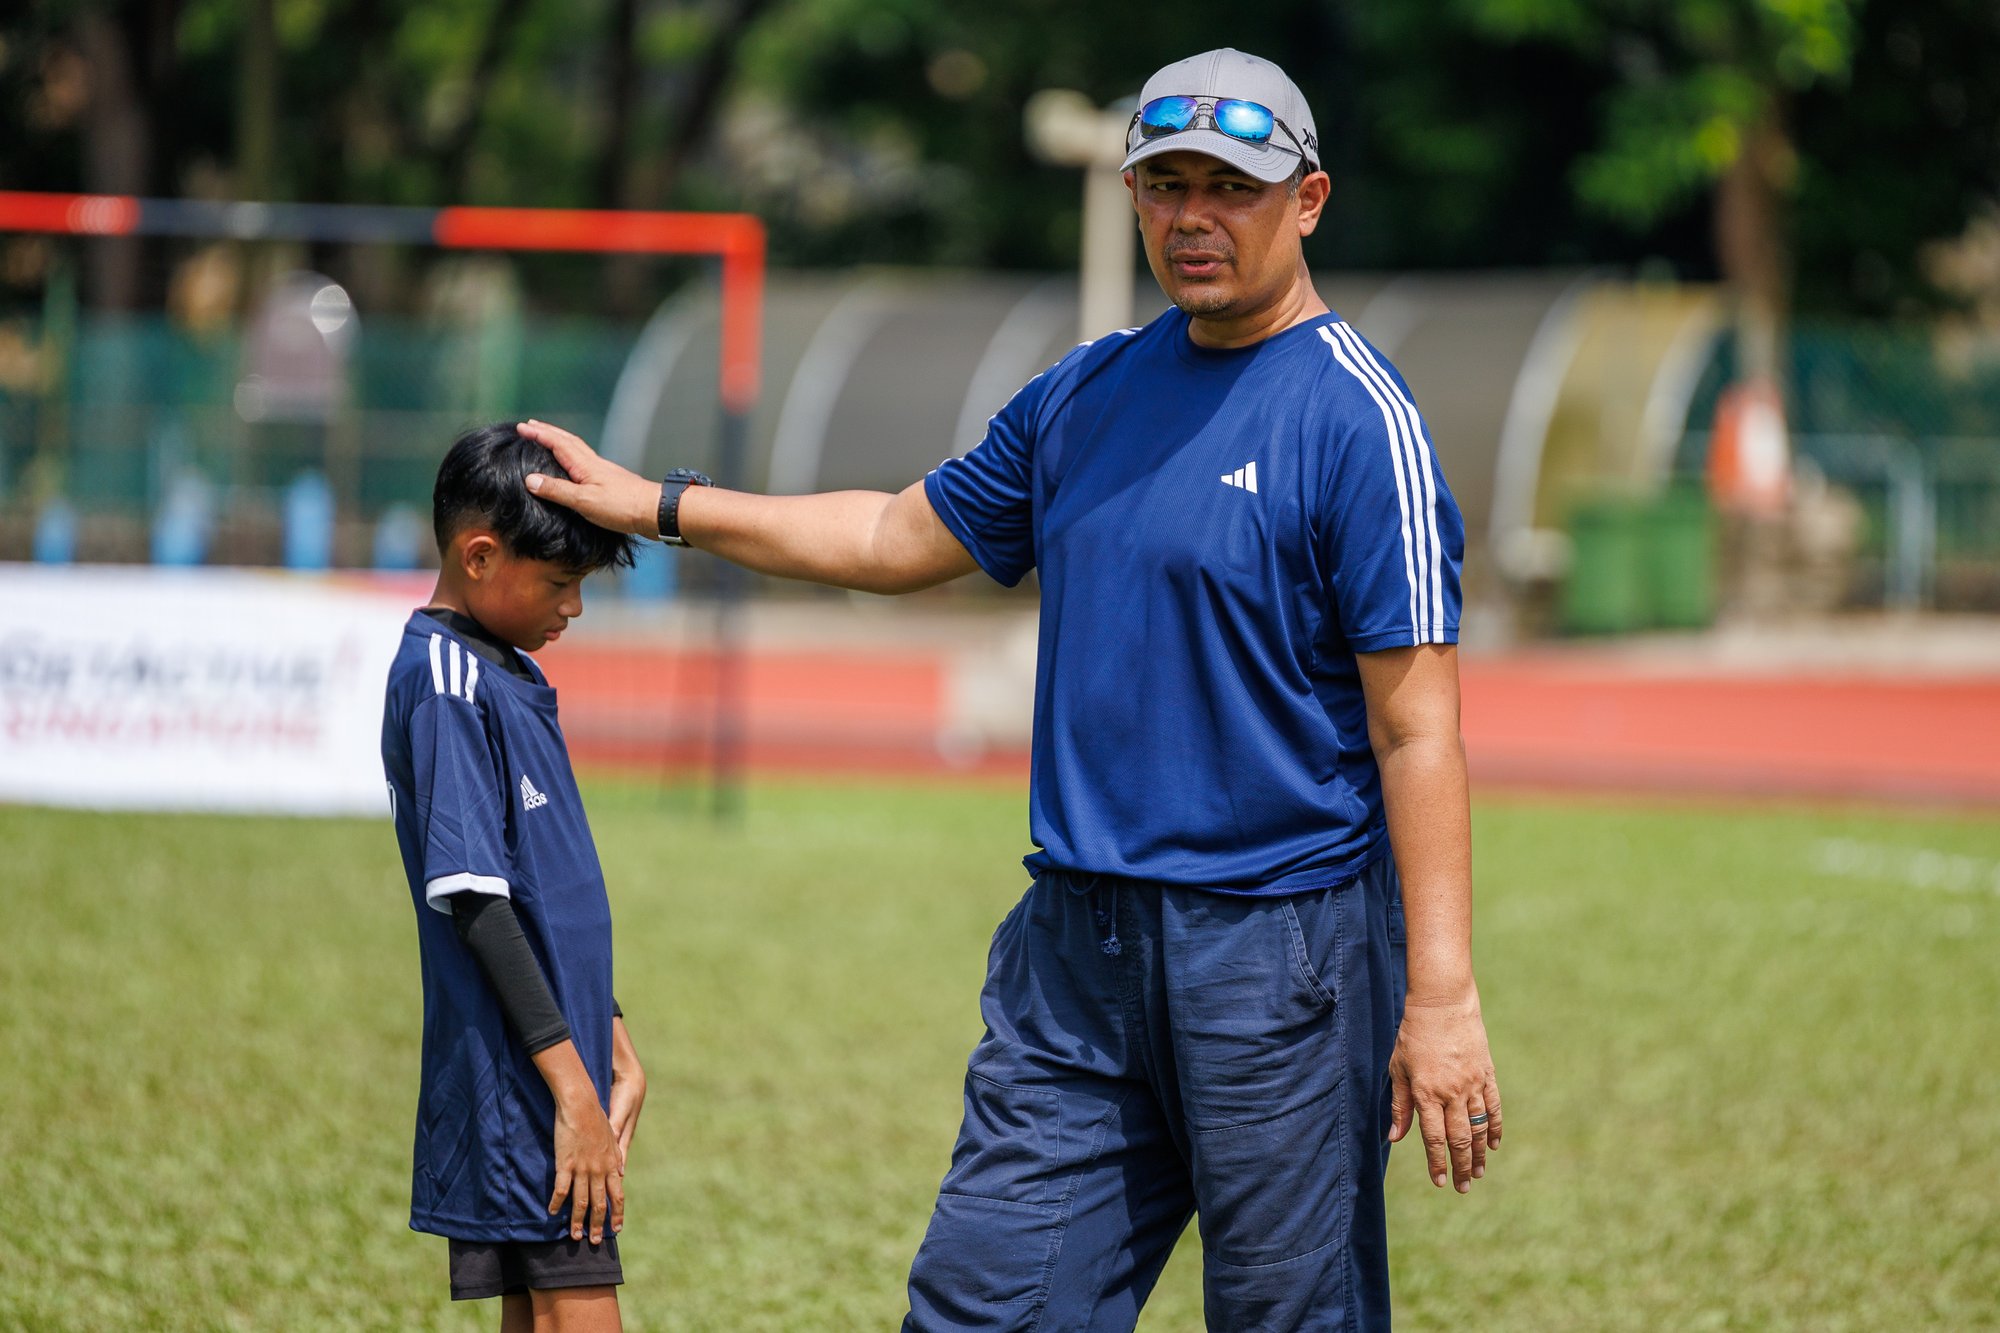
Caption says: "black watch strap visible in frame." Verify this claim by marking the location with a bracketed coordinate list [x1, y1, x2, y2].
[655, 468, 714, 546]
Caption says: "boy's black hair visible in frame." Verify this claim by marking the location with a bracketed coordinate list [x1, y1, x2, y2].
[432, 423, 639, 571]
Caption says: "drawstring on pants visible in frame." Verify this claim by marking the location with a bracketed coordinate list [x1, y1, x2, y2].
[1066, 873, 1122, 956]
[1096, 881, 1122, 956]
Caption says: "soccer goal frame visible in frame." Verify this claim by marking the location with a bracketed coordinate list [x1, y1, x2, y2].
[0, 190, 764, 434]
[0, 190, 766, 815]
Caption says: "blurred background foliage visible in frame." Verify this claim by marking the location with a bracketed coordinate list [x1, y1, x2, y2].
[1, 0, 1997, 316]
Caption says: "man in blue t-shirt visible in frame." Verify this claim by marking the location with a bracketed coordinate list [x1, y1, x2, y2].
[523, 47, 1502, 1333]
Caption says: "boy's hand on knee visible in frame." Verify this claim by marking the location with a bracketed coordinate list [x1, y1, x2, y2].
[608, 1016, 647, 1168]
[533, 1039, 626, 1244]
[549, 1094, 625, 1244]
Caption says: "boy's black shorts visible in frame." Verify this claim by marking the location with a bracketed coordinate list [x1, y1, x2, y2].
[448, 1235, 623, 1300]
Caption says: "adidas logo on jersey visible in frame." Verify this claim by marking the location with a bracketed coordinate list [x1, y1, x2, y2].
[1220, 461, 1259, 494]
[520, 774, 548, 811]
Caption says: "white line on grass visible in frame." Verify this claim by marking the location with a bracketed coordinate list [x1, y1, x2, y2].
[1813, 837, 2000, 898]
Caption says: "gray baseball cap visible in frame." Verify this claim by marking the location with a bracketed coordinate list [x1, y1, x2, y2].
[1121, 49, 1320, 184]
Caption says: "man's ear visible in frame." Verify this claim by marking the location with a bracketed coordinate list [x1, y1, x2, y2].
[459, 531, 501, 581]
[1296, 169, 1332, 238]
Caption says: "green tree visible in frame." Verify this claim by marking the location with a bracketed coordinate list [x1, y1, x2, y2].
[1788, 0, 2000, 316]
[0, 0, 767, 310]
[1347, 0, 2000, 315]
[1453, 0, 1860, 383]
[2, 0, 1996, 321]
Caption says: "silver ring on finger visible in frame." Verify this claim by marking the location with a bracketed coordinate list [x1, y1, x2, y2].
[1468, 1112, 1489, 1126]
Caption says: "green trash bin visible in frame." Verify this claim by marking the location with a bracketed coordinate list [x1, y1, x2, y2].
[1562, 496, 1648, 635]
[1642, 488, 1717, 630]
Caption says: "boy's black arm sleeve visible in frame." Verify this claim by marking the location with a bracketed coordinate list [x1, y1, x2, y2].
[447, 892, 572, 1055]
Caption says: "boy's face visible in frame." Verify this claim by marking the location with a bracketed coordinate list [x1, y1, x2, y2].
[454, 531, 591, 651]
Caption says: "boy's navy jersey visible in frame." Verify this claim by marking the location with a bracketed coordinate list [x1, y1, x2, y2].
[381, 610, 615, 1242]
[926, 309, 1463, 896]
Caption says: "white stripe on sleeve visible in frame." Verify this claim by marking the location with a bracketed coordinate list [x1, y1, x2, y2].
[1341, 324, 1447, 641]
[448, 641, 462, 699]
[1332, 322, 1432, 641]
[1320, 326, 1421, 645]
[423, 872, 511, 913]
[463, 653, 479, 704]
[427, 634, 446, 694]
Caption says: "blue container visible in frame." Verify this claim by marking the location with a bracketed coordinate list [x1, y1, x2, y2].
[284, 472, 335, 570]
[621, 540, 677, 601]
[372, 503, 428, 571]
[152, 475, 213, 567]
[33, 500, 77, 564]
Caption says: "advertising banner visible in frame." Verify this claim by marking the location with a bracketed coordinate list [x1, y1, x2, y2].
[0, 566, 429, 814]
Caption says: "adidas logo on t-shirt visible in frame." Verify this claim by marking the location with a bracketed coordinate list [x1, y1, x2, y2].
[520, 774, 548, 811]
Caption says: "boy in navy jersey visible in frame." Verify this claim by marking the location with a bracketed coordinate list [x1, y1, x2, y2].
[382, 423, 644, 1333]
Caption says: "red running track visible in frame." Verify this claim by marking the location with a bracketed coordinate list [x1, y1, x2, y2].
[540, 643, 2000, 805]
[1460, 657, 2000, 805]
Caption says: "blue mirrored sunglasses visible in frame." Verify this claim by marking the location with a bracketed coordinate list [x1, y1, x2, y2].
[1132, 96, 1312, 164]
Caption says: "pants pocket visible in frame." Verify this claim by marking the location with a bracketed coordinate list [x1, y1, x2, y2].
[1191, 1086, 1347, 1269]
[1280, 893, 1340, 1011]
[908, 1074, 1067, 1326]
[1166, 890, 1345, 1133]
[907, 1192, 1060, 1320]
[942, 1073, 1063, 1206]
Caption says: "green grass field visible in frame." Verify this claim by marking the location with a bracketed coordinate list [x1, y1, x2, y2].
[3, 781, 1998, 1331]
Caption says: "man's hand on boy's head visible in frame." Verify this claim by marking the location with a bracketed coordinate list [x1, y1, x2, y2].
[519, 420, 663, 541]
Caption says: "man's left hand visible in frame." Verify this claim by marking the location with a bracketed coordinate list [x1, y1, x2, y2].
[1387, 989, 1501, 1193]
[519, 419, 662, 538]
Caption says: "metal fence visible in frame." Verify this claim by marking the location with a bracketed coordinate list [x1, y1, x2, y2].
[7, 301, 2000, 612]
[1, 312, 633, 508]
[1669, 431, 2000, 612]
[1671, 321, 2000, 612]
[1794, 433, 2000, 610]
[0, 310, 639, 568]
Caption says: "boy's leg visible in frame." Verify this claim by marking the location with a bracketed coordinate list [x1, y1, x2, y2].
[903, 877, 1195, 1333]
[500, 1292, 534, 1333]
[529, 1285, 621, 1333]
[1158, 857, 1405, 1333]
[500, 1236, 624, 1332]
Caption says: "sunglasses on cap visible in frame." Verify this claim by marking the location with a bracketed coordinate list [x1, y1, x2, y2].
[1131, 96, 1314, 166]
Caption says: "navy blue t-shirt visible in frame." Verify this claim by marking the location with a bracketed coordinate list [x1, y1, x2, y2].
[381, 610, 615, 1242]
[926, 309, 1463, 895]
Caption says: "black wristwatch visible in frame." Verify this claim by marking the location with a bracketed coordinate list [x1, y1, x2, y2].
[655, 468, 713, 546]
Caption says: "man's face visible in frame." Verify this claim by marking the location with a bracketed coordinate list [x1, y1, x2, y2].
[458, 533, 590, 652]
[1128, 151, 1327, 323]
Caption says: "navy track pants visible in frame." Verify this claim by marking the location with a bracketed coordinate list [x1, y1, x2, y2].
[903, 855, 1408, 1332]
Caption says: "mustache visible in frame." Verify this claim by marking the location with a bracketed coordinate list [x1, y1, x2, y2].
[1164, 239, 1234, 261]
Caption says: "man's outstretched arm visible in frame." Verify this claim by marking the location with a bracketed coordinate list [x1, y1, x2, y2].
[1356, 642, 1503, 1195]
[517, 420, 980, 595]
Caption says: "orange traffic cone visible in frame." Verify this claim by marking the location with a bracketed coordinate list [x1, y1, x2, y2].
[1707, 378, 1790, 517]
